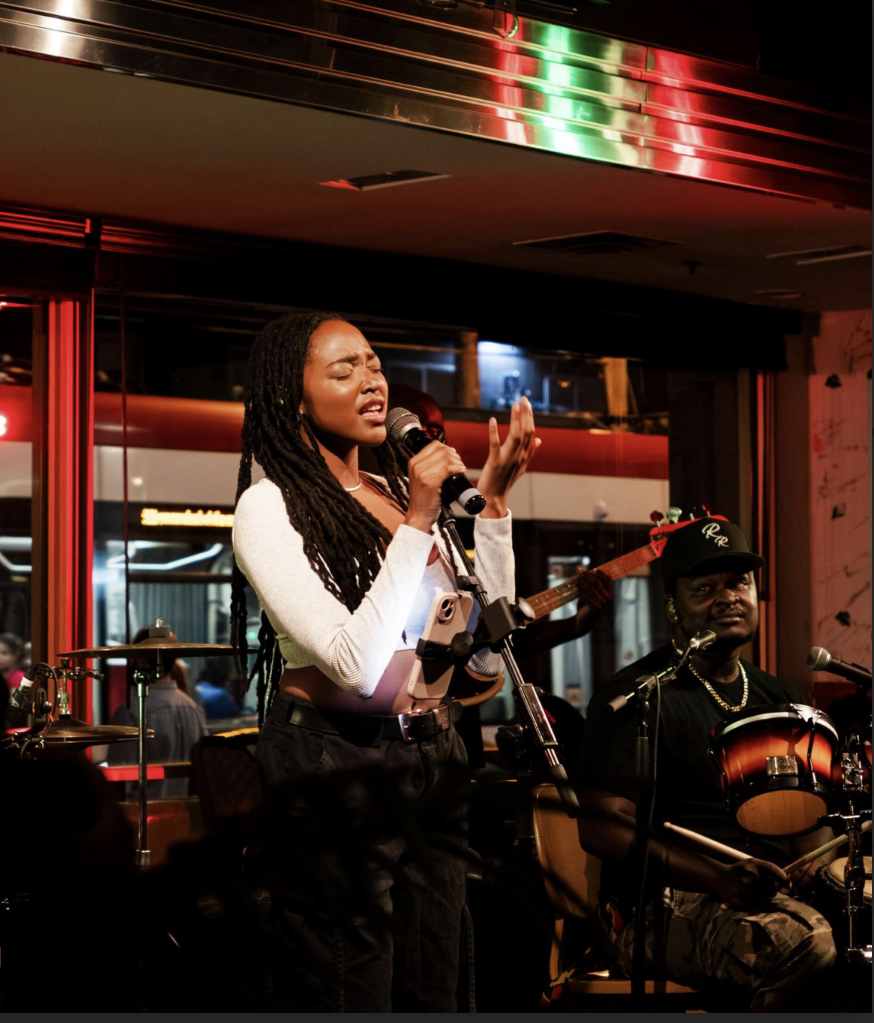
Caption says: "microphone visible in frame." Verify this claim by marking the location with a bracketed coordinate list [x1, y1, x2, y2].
[2, 663, 52, 728]
[607, 630, 717, 713]
[386, 407, 486, 516]
[808, 646, 872, 689]
[688, 630, 717, 652]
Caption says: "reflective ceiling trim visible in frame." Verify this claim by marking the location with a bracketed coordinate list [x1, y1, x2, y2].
[0, 0, 869, 208]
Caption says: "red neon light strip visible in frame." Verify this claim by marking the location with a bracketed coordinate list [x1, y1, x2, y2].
[0, 387, 669, 478]
[100, 765, 165, 782]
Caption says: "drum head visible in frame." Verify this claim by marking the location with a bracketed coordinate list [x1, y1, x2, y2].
[826, 856, 873, 904]
[735, 790, 828, 836]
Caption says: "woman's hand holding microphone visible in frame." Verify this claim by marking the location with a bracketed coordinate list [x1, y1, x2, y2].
[403, 442, 470, 534]
[403, 396, 540, 532]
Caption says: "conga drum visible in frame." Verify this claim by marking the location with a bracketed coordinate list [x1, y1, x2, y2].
[812, 855, 873, 949]
[710, 704, 839, 836]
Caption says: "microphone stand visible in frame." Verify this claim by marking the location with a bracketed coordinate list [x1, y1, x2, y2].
[615, 639, 706, 1005]
[438, 507, 580, 817]
[815, 669, 873, 964]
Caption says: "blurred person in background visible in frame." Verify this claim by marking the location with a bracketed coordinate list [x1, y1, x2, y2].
[0, 631, 26, 690]
[195, 657, 243, 720]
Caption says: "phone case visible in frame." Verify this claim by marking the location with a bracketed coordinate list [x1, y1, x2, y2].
[406, 590, 474, 700]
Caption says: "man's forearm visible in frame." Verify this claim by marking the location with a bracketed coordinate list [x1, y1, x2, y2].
[577, 804, 729, 897]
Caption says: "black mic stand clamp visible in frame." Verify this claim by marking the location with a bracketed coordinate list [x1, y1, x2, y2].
[437, 504, 580, 817]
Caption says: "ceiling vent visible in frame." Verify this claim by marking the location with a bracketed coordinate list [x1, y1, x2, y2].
[513, 230, 681, 257]
[319, 169, 449, 192]
[766, 244, 872, 266]
[754, 288, 803, 300]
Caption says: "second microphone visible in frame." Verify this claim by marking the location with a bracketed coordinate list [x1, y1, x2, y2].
[386, 407, 487, 516]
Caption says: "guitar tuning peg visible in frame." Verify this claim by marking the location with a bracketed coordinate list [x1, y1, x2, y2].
[667, 507, 681, 524]
[650, 510, 663, 524]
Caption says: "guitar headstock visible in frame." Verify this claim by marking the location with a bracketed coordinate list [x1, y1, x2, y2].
[647, 507, 728, 556]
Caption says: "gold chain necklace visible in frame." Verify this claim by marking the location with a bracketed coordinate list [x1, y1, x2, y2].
[687, 660, 749, 712]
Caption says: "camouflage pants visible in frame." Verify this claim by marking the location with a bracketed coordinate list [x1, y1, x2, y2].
[609, 889, 836, 1012]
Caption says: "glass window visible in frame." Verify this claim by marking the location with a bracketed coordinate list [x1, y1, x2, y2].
[0, 296, 36, 697]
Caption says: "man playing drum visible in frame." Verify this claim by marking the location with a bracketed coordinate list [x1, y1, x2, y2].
[577, 518, 837, 1012]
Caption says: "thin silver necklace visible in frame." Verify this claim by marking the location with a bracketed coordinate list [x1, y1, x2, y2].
[344, 478, 362, 492]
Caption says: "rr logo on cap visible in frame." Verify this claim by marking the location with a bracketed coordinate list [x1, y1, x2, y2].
[701, 523, 729, 547]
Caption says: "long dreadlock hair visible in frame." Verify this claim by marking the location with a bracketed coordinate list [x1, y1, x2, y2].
[230, 311, 416, 723]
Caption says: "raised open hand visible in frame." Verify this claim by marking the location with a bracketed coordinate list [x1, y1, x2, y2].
[477, 396, 541, 518]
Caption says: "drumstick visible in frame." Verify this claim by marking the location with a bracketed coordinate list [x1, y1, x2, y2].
[783, 820, 872, 873]
[663, 821, 749, 861]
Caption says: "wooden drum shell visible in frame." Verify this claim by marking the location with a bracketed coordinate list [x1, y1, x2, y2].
[712, 705, 839, 837]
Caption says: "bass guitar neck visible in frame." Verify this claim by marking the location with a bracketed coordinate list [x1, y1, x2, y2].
[524, 542, 662, 622]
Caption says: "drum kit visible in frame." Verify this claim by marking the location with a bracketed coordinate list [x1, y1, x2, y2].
[710, 701, 872, 965]
[4, 619, 235, 869]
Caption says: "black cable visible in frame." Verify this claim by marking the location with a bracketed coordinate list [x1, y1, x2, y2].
[119, 262, 132, 710]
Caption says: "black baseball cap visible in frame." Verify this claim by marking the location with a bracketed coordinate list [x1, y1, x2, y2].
[659, 518, 764, 585]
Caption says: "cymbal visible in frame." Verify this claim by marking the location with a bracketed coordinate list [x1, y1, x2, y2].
[39, 723, 148, 745]
[60, 640, 237, 659]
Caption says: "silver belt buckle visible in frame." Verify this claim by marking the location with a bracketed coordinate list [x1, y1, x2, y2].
[397, 710, 422, 742]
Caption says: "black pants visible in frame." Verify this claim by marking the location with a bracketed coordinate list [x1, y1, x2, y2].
[257, 695, 468, 1012]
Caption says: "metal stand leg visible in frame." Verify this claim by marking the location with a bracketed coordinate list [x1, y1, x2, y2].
[134, 628, 168, 870]
[136, 677, 150, 868]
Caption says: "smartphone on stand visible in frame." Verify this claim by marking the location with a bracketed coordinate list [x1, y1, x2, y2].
[407, 591, 474, 702]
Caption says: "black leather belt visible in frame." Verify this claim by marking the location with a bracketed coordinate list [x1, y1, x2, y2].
[270, 692, 462, 745]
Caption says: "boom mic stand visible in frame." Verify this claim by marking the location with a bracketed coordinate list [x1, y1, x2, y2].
[606, 632, 715, 1005]
[437, 506, 580, 817]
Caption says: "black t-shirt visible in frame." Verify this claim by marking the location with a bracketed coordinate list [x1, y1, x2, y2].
[578, 645, 801, 902]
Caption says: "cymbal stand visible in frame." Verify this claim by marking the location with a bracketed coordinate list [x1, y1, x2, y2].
[821, 724, 873, 965]
[132, 663, 150, 868]
[132, 620, 170, 868]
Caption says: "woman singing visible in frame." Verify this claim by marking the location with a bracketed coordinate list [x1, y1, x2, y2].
[230, 312, 538, 1012]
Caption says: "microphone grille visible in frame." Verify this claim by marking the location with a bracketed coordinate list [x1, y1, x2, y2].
[807, 646, 831, 671]
[691, 630, 716, 650]
[385, 406, 421, 439]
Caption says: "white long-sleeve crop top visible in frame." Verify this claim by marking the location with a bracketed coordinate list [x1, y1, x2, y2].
[232, 477, 516, 699]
